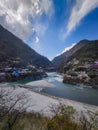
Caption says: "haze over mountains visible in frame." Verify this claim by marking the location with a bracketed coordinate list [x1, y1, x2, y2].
[0, 25, 52, 68]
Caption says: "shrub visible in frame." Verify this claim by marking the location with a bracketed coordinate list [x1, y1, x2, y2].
[66, 70, 78, 77]
[87, 70, 97, 78]
[47, 104, 77, 130]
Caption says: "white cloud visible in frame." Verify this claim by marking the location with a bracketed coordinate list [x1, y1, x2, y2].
[63, 0, 98, 38]
[0, 0, 54, 40]
[40, 0, 54, 17]
[34, 22, 48, 36]
[35, 36, 39, 43]
[56, 43, 76, 57]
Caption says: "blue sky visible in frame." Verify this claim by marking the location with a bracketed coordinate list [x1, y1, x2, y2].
[0, 0, 98, 60]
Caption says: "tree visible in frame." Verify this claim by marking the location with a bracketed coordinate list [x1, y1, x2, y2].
[48, 103, 77, 130]
[0, 87, 29, 130]
[47, 103, 98, 130]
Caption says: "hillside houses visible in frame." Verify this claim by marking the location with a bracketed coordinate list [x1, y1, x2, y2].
[0, 65, 47, 83]
[63, 60, 98, 88]
[89, 62, 98, 69]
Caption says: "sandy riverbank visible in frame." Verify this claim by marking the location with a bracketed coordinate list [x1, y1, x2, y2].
[0, 83, 98, 117]
[26, 79, 56, 88]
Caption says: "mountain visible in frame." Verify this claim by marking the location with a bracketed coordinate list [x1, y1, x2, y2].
[0, 25, 52, 68]
[69, 40, 98, 62]
[52, 40, 91, 68]
[53, 40, 98, 73]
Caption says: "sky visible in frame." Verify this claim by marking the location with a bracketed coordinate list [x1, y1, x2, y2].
[0, 0, 98, 60]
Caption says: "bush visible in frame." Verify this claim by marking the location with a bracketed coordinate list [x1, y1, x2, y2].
[87, 70, 97, 78]
[66, 70, 78, 77]
[63, 75, 84, 84]
[74, 66, 87, 72]
[47, 104, 77, 130]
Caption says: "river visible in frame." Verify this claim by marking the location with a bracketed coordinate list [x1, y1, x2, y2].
[40, 72, 98, 106]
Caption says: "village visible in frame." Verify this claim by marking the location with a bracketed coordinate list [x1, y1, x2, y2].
[63, 59, 98, 88]
[0, 64, 48, 82]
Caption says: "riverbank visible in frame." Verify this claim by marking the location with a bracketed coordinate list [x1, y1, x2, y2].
[24, 84, 98, 113]
[63, 79, 97, 89]
[22, 72, 98, 105]
[0, 83, 98, 117]
[63, 73, 98, 89]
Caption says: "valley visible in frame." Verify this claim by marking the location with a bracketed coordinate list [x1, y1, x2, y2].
[0, 1, 98, 130]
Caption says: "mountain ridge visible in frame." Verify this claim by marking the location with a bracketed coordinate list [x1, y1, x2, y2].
[53, 40, 98, 73]
[52, 39, 94, 68]
[0, 25, 52, 68]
